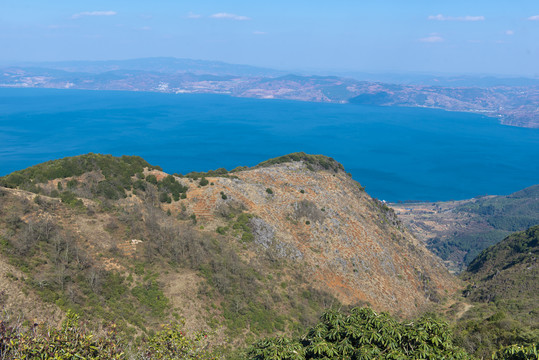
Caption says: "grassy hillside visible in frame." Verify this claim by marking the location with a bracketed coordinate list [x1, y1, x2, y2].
[0, 153, 456, 355]
[0, 155, 337, 349]
[452, 226, 539, 358]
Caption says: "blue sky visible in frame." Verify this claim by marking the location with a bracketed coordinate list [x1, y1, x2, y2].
[1, 0, 538, 76]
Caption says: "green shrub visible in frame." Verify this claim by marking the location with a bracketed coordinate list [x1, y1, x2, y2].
[248, 307, 474, 360]
[139, 322, 216, 360]
[60, 191, 85, 208]
[159, 192, 171, 203]
[0, 311, 126, 360]
[216, 227, 228, 235]
[199, 177, 209, 186]
[146, 174, 158, 185]
[255, 152, 345, 173]
[67, 179, 78, 188]
[131, 280, 170, 318]
[0, 154, 160, 192]
[492, 344, 539, 359]
[0, 312, 218, 360]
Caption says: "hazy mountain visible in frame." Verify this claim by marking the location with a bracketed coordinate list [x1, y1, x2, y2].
[13, 57, 285, 77]
[2, 57, 538, 128]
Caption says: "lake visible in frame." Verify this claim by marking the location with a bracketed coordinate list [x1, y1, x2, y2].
[1, 88, 538, 202]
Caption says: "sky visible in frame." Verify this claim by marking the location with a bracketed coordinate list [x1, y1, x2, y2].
[1, 0, 538, 76]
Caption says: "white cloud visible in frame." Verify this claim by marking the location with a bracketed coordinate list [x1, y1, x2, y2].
[428, 14, 485, 21]
[210, 13, 250, 21]
[419, 34, 444, 43]
[72, 11, 117, 19]
[140, 26, 151, 31]
[187, 12, 201, 19]
[528, 15, 539, 21]
[505, 30, 514, 35]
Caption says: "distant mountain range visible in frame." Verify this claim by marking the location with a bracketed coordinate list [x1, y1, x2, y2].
[1, 57, 538, 128]
[12, 57, 286, 77]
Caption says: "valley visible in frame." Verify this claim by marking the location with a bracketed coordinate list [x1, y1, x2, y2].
[390, 185, 539, 272]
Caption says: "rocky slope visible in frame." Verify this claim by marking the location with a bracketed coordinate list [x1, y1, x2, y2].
[177, 159, 457, 310]
[0, 153, 458, 343]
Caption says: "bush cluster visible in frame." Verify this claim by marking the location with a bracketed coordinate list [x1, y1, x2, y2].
[254, 152, 344, 173]
[248, 307, 474, 360]
[0, 311, 216, 360]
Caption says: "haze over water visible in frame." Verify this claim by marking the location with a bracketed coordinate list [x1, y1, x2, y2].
[1, 88, 538, 202]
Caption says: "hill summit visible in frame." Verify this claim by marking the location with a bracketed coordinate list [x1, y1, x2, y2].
[0, 153, 457, 344]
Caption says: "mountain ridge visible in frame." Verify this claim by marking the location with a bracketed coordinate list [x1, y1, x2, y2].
[0, 153, 458, 346]
[1, 57, 537, 128]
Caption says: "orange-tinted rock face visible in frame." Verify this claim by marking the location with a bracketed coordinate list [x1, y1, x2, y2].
[161, 161, 459, 316]
[0, 157, 459, 326]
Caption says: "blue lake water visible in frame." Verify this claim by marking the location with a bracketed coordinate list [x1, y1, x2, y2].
[0, 88, 538, 202]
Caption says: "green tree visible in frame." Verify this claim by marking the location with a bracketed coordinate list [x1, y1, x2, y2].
[248, 307, 474, 360]
[137, 323, 217, 360]
[492, 344, 538, 360]
[1, 311, 125, 359]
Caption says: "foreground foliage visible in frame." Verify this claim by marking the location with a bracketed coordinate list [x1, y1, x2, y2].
[0, 311, 124, 360]
[0, 311, 216, 360]
[247, 307, 474, 359]
[1, 307, 537, 359]
[492, 344, 538, 360]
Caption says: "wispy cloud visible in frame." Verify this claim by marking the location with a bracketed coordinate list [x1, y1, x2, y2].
[187, 12, 201, 19]
[505, 30, 514, 35]
[139, 26, 151, 31]
[210, 13, 250, 21]
[419, 34, 444, 43]
[528, 15, 539, 21]
[428, 14, 485, 21]
[72, 11, 117, 19]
